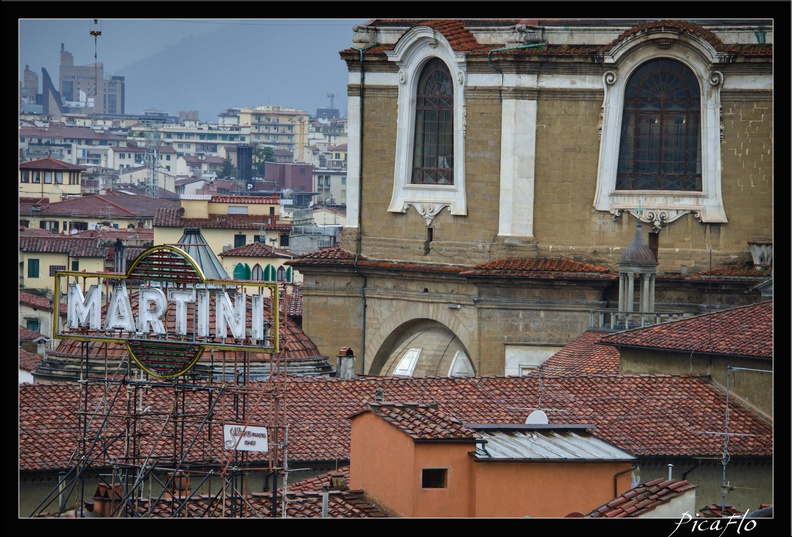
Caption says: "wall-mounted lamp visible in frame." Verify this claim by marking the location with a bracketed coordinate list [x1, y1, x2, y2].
[448, 304, 461, 310]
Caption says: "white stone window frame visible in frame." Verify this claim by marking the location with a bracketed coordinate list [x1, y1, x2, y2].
[594, 31, 728, 229]
[386, 27, 468, 225]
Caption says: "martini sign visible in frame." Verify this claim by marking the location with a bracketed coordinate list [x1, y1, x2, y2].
[53, 245, 279, 378]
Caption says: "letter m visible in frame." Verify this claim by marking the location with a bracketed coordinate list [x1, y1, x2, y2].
[67, 284, 102, 330]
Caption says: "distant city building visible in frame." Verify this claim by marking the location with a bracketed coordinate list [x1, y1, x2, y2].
[315, 107, 340, 120]
[58, 43, 125, 115]
[237, 106, 310, 163]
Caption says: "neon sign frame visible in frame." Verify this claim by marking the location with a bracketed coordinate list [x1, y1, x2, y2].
[53, 245, 279, 379]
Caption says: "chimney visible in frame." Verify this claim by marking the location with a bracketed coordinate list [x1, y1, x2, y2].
[336, 347, 356, 379]
[747, 241, 773, 270]
[92, 482, 125, 517]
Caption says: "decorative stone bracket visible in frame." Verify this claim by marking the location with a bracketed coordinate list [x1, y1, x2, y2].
[611, 207, 695, 230]
[407, 202, 450, 226]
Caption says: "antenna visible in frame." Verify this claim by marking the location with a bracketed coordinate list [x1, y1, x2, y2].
[327, 93, 335, 109]
[90, 19, 102, 97]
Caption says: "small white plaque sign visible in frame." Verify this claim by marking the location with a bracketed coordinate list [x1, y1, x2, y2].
[224, 424, 268, 452]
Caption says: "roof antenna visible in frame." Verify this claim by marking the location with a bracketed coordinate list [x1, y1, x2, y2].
[90, 19, 102, 97]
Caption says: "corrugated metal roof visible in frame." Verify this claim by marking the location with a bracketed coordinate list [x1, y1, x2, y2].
[472, 427, 636, 462]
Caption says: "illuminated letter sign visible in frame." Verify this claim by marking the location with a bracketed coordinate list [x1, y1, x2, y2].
[54, 245, 279, 378]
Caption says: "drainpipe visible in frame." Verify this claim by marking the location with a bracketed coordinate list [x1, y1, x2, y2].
[613, 463, 639, 497]
[350, 39, 378, 375]
[487, 43, 547, 101]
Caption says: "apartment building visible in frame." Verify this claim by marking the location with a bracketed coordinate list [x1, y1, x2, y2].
[19, 157, 84, 203]
[19, 122, 129, 166]
[153, 122, 250, 159]
[237, 105, 310, 162]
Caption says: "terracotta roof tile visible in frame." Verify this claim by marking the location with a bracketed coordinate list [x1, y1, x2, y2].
[19, 325, 47, 341]
[19, 347, 43, 373]
[19, 236, 108, 258]
[219, 241, 293, 258]
[19, 156, 86, 171]
[583, 477, 699, 518]
[460, 257, 617, 279]
[154, 208, 290, 231]
[38, 193, 178, 219]
[599, 301, 772, 358]
[541, 330, 620, 375]
[19, 291, 54, 311]
[19, 374, 772, 473]
[357, 402, 478, 441]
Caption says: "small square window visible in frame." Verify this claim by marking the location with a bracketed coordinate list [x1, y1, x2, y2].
[421, 468, 447, 489]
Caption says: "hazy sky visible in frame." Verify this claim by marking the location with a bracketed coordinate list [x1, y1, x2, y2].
[19, 18, 368, 122]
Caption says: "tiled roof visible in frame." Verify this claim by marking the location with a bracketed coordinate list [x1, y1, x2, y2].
[582, 477, 699, 518]
[289, 247, 466, 274]
[416, 20, 484, 52]
[136, 489, 391, 518]
[287, 466, 350, 493]
[154, 207, 290, 231]
[284, 284, 303, 317]
[460, 257, 617, 279]
[598, 301, 773, 358]
[354, 402, 479, 441]
[19, 347, 43, 373]
[19, 157, 85, 171]
[19, 325, 47, 341]
[70, 227, 154, 242]
[38, 193, 178, 219]
[541, 330, 620, 375]
[19, 374, 772, 472]
[19, 236, 108, 258]
[19, 124, 128, 142]
[219, 241, 293, 258]
[113, 184, 180, 201]
[692, 263, 772, 279]
[19, 291, 53, 311]
[207, 195, 280, 204]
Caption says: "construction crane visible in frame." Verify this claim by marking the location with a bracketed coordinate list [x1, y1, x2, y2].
[90, 19, 102, 97]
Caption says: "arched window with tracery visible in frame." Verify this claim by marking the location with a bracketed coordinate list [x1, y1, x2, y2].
[411, 58, 454, 185]
[616, 58, 701, 191]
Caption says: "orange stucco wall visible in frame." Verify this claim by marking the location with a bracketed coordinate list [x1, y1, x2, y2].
[350, 412, 476, 517]
[471, 461, 634, 517]
[350, 413, 417, 515]
[351, 412, 635, 518]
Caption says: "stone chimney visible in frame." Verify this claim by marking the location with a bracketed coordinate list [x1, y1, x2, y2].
[747, 241, 772, 270]
[336, 347, 356, 379]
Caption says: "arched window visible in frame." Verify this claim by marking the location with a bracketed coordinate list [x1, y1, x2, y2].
[276, 266, 286, 282]
[385, 25, 468, 221]
[412, 58, 454, 185]
[263, 264, 276, 281]
[251, 264, 264, 281]
[616, 59, 701, 191]
[593, 29, 727, 226]
[232, 263, 249, 280]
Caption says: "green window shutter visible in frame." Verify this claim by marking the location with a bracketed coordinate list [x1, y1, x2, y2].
[285, 267, 293, 282]
[263, 264, 275, 281]
[28, 259, 40, 278]
[233, 263, 247, 280]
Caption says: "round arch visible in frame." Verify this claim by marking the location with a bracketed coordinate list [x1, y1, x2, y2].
[368, 318, 475, 378]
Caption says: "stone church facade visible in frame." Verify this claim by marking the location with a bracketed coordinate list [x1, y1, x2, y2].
[289, 19, 773, 377]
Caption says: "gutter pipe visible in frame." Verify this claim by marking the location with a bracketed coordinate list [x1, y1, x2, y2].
[350, 41, 378, 375]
